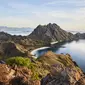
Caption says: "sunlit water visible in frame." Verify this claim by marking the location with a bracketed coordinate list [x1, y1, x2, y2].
[35, 40, 85, 72]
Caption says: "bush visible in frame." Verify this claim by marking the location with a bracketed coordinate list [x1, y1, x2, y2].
[0, 56, 2, 60]
[6, 57, 41, 80]
[6, 57, 31, 67]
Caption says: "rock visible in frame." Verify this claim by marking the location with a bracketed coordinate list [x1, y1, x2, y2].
[31, 80, 41, 85]
[75, 77, 85, 85]
[0, 64, 41, 85]
[0, 64, 15, 84]
[29, 23, 74, 44]
[38, 51, 84, 85]
[0, 60, 6, 64]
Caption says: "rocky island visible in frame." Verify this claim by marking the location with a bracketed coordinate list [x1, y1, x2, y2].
[0, 23, 85, 85]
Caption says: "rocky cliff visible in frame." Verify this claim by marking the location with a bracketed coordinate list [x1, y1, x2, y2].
[38, 51, 85, 85]
[29, 23, 74, 43]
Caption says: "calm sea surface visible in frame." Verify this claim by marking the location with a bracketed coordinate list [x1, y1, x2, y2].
[35, 40, 85, 72]
[0, 28, 33, 36]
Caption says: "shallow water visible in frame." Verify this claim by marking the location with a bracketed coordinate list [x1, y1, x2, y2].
[34, 39, 85, 72]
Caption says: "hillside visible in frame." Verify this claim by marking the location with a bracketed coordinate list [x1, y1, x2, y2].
[38, 51, 85, 85]
[0, 51, 85, 85]
[29, 23, 74, 44]
[0, 24, 85, 85]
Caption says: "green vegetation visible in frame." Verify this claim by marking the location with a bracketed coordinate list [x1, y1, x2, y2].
[76, 66, 81, 72]
[6, 57, 31, 67]
[28, 62, 49, 80]
[35, 40, 45, 46]
[0, 56, 2, 60]
[6, 57, 44, 80]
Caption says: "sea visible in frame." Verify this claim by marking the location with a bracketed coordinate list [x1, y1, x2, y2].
[0, 27, 34, 36]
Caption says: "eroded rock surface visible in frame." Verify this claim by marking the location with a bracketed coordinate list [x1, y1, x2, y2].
[38, 51, 85, 85]
[0, 64, 40, 85]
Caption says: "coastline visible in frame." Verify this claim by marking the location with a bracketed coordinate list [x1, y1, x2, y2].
[30, 40, 64, 58]
[30, 47, 50, 58]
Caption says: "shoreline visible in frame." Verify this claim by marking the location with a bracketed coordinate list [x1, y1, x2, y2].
[30, 40, 64, 58]
[30, 47, 50, 58]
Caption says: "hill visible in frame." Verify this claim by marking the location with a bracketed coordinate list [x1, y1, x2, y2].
[29, 23, 74, 44]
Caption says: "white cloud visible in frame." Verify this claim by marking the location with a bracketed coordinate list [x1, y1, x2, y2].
[0, 0, 85, 31]
[44, 0, 85, 6]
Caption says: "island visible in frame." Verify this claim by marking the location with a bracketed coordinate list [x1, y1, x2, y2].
[0, 23, 85, 85]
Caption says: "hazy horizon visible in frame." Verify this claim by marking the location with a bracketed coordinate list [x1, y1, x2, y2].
[0, 0, 85, 31]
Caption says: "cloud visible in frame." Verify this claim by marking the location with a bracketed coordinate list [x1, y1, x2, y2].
[44, 0, 85, 7]
[0, 0, 85, 30]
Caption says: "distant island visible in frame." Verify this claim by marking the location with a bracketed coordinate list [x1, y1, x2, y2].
[0, 23, 85, 85]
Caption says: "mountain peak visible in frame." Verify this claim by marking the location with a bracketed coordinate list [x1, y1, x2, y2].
[36, 23, 59, 29]
[29, 23, 74, 43]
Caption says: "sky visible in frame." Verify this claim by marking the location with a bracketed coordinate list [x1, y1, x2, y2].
[0, 0, 85, 31]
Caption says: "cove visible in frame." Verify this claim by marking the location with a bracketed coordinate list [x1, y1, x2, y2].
[32, 39, 85, 72]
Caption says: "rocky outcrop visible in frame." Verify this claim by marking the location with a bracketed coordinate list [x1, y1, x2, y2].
[0, 64, 15, 84]
[0, 64, 40, 85]
[29, 23, 74, 43]
[41, 67, 84, 85]
[75, 77, 85, 85]
[37, 51, 85, 85]
[0, 51, 85, 85]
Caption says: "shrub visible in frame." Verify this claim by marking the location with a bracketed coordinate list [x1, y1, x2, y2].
[0, 56, 2, 60]
[28, 63, 40, 80]
[6, 57, 41, 80]
[6, 57, 31, 67]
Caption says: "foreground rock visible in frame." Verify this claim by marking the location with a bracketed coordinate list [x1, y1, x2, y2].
[37, 51, 85, 85]
[0, 64, 40, 85]
[0, 51, 85, 85]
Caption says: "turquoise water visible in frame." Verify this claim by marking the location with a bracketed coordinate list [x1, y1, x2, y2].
[35, 40, 85, 72]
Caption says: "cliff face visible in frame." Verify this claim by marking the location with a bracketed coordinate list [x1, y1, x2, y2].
[29, 23, 74, 43]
